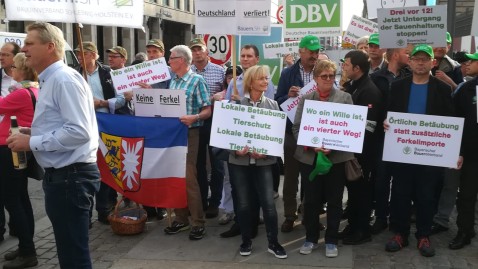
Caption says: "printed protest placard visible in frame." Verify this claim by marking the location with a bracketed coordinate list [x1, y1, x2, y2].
[343, 15, 378, 46]
[110, 58, 170, 94]
[383, 112, 464, 168]
[195, 0, 271, 35]
[297, 100, 368, 153]
[132, 89, 186, 118]
[284, 0, 341, 38]
[263, 41, 300, 59]
[210, 101, 287, 157]
[471, 0, 478, 36]
[280, 80, 317, 122]
[5, 0, 144, 28]
[377, 5, 447, 48]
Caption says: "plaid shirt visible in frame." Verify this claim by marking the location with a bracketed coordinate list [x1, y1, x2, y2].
[170, 69, 211, 128]
[299, 62, 313, 86]
[191, 62, 225, 96]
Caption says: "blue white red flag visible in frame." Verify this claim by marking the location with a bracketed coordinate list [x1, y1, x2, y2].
[96, 113, 188, 208]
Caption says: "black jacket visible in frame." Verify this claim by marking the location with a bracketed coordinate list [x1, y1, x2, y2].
[388, 76, 453, 117]
[345, 74, 384, 171]
[454, 77, 478, 159]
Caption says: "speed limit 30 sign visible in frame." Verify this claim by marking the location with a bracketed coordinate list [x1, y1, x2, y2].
[204, 34, 232, 66]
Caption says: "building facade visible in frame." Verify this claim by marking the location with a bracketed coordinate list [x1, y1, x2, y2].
[0, 0, 196, 65]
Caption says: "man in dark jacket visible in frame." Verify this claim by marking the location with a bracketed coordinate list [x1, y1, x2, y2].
[341, 50, 383, 245]
[370, 46, 412, 234]
[449, 52, 478, 250]
[75, 42, 123, 224]
[384, 45, 454, 257]
[275, 35, 322, 233]
[431, 32, 463, 91]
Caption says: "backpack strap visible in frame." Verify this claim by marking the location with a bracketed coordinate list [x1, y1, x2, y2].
[25, 87, 36, 110]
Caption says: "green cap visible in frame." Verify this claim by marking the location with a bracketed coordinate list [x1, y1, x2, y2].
[146, 39, 165, 52]
[299, 35, 321, 51]
[368, 33, 379, 46]
[106, 46, 128, 60]
[411, 44, 434, 58]
[446, 32, 452, 43]
[339, 58, 345, 63]
[465, 52, 478, 60]
[189, 38, 207, 49]
[74, 42, 98, 54]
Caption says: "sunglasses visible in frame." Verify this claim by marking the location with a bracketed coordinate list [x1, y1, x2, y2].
[318, 74, 335, 80]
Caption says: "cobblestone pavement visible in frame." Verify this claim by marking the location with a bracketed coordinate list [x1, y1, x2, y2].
[0, 179, 477, 268]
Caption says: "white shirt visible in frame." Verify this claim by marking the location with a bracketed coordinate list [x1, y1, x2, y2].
[1, 69, 15, 97]
[30, 61, 99, 168]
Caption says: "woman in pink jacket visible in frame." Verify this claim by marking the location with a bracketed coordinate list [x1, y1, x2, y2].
[0, 52, 39, 268]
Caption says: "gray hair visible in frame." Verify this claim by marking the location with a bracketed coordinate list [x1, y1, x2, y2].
[170, 45, 192, 65]
[26, 22, 65, 59]
[135, 52, 148, 61]
[356, 35, 369, 49]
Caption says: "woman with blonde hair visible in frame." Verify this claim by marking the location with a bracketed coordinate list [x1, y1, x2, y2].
[228, 65, 287, 259]
[0, 52, 39, 268]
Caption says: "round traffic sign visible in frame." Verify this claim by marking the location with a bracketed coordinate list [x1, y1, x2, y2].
[277, 5, 284, 24]
[203, 35, 232, 66]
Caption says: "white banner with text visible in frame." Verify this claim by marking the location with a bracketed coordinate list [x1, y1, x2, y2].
[210, 101, 287, 157]
[280, 80, 317, 122]
[132, 89, 186, 118]
[383, 112, 464, 168]
[297, 100, 368, 153]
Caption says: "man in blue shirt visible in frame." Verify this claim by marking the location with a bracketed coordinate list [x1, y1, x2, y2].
[8, 22, 100, 268]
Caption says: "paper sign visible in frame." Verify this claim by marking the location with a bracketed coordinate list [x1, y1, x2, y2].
[133, 89, 186, 118]
[284, 0, 342, 38]
[210, 102, 287, 157]
[297, 100, 368, 153]
[280, 80, 317, 122]
[377, 5, 447, 48]
[110, 58, 171, 94]
[195, 0, 271, 36]
[263, 41, 300, 59]
[343, 15, 378, 46]
[472, 0, 478, 36]
[383, 112, 464, 168]
[5, 0, 144, 28]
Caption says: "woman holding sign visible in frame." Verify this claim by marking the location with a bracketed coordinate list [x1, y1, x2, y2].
[292, 60, 354, 258]
[227, 65, 287, 259]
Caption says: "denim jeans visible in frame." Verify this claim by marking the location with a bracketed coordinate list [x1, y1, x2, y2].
[433, 168, 461, 228]
[0, 146, 35, 256]
[390, 163, 443, 238]
[43, 162, 100, 269]
[301, 162, 345, 245]
[197, 117, 224, 208]
[229, 164, 278, 244]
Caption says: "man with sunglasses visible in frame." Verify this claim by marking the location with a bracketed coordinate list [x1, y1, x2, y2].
[340, 50, 383, 245]
[384, 45, 455, 257]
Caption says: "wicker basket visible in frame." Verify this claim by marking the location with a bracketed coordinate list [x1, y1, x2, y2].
[108, 198, 147, 235]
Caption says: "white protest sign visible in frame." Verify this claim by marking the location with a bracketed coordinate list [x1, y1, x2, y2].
[210, 102, 287, 157]
[110, 58, 170, 94]
[263, 41, 300, 59]
[343, 15, 378, 46]
[297, 100, 368, 153]
[383, 112, 464, 168]
[284, 0, 342, 38]
[5, 0, 144, 28]
[472, 0, 478, 36]
[366, 0, 419, 19]
[195, 0, 271, 35]
[280, 80, 317, 122]
[377, 5, 447, 48]
[132, 89, 186, 118]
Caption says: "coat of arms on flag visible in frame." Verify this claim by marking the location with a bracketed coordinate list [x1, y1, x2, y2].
[96, 113, 188, 208]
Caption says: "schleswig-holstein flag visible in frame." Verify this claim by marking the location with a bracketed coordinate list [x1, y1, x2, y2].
[96, 113, 187, 208]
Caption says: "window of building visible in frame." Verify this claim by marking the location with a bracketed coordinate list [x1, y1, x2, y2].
[184, 0, 190, 12]
[163, 0, 170, 6]
[175, 0, 180, 9]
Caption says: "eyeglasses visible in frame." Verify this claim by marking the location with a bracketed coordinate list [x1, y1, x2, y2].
[410, 57, 432, 63]
[318, 74, 335, 80]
